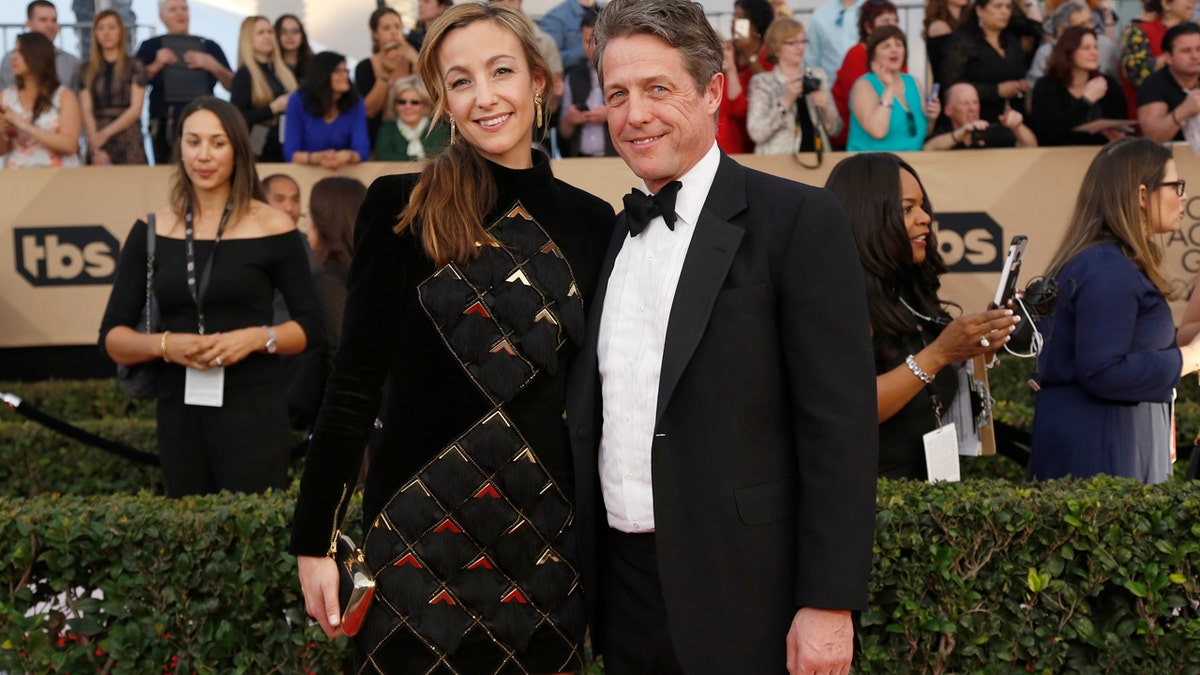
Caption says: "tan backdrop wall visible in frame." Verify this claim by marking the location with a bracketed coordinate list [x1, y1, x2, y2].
[4, 148, 1199, 348]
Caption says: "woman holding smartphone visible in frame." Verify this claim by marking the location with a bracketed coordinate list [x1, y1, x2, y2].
[356, 7, 419, 149]
[826, 152, 1019, 480]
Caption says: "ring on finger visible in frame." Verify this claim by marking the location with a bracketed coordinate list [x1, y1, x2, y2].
[980, 336, 990, 348]
[214, 356, 223, 367]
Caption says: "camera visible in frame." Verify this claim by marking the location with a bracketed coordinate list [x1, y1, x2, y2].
[801, 69, 821, 95]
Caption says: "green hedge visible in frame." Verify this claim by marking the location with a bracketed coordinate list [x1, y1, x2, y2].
[0, 379, 156, 422]
[3, 480, 1200, 673]
[0, 419, 162, 497]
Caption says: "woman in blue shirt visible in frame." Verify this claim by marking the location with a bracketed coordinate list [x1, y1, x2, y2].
[284, 51, 369, 169]
[848, 25, 939, 151]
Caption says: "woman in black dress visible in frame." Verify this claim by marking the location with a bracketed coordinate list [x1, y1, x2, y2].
[942, 0, 1030, 121]
[1030, 25, 1128, 146]
[231, 15, 299, 163]
[291, 4, 614, 673]
[98, 97, 323, 496]
[825, 153, 1018, 480]
[79, 9, 147, 165]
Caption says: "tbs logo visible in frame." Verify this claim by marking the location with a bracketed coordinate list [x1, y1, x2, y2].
[15, 226, 119, 286]
[934, 213, 1003, 272]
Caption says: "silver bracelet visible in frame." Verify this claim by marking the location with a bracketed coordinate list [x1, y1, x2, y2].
[905, 355, 935, 384]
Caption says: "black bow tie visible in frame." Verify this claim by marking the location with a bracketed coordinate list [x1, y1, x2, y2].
[623, 181, 682, 236]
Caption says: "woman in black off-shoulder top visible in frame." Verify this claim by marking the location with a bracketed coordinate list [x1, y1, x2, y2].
[290, 5, 614, 674]
[99, 97, 323, 497]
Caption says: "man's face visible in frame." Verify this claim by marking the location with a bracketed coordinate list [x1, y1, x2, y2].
[601, 33, 721, 194]
[1168, 34, 1200, 78]
[265, 178, 302, 224]
[946, 85, 980, 128]
[160, 0, 190, 34]
[27, 6, 59, 42]
[1065, 8, 1095, 32]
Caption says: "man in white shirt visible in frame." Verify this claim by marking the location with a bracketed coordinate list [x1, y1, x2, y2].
[566, 1, 879, 673]
[0, 1, 82, 91]
[807, 0, 864, 78]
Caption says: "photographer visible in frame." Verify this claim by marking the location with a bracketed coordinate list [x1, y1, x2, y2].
[925, 82, 1037, 150]
[747, 17, 841, 154]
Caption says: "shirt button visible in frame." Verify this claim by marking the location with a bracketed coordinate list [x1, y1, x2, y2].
[626, 472, 633, 479]
[633, 522, 640, 530]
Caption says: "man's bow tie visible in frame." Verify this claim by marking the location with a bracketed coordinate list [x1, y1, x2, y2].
[623, 181, 682, 236]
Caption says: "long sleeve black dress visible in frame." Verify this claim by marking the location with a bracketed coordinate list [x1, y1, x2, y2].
[290, 151, 614, 674]
[1029, 74, 1127, 146]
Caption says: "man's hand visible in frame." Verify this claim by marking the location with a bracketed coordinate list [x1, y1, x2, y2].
[786, 607, 853, 675]
[183, 49, 220, 74]
[154, 47, 178, 68]
[999, 107, 1025, 130]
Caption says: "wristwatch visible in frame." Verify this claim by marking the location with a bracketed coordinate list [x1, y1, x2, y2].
[263, 325, 277, 354]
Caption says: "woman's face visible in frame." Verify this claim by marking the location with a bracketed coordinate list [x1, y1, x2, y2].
[419, 0, 446, 23]
[869, 11, 899, 34]
[776, 29, 807, 68]
[11, 47, 27, 77]
[373, 12, 403, 50]
[330, 61, 352, 96]
[180, 109, 235, 193]
[873, 36, 906, 71]
[277, 17, 303, 53]
[1165, 0, 1198, 21]
[94, 16, 122, 52]
[252, 18, 275, 60]
[900, 168, 932, 265]
[1072, 33, 1100, 71]
[1146, 159, 1186, 235]
[978, 0, 1012, 32]
[395, 87, 428, 125]
[439, 20, 544, 169]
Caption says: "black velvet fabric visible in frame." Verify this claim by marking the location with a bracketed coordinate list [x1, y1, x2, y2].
[290, 150, 613, 673]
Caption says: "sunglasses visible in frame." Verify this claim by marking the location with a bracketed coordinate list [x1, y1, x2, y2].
[395, 98, 424, 106]
[906, 109, 916, 137]
[1162, 179, 1186, 197]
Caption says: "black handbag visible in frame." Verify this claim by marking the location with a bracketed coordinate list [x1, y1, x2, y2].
[116, 215, 161, 398]
[334, 533, 375, 636]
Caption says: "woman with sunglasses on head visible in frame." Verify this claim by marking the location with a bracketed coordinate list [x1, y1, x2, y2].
[825, 153, 1019, 480]
[290, 4, 613, 671]
[1030, 138, 1200, 484]
[0, 32, 81, 167]
[830, 0, 899, 148]
[283, 51, 369, 171]
[848, 26, 940, 151]
[79, 10, 147, 165]
[99, 97, 322, 496]
[374, 75, 449, 161]
[274, 15, 314, 83]
[747, 17, 840, 154]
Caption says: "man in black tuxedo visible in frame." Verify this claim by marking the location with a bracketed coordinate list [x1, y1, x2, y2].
[566, 0, 879, 673]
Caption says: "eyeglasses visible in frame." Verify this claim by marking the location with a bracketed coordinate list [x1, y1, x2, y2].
[332, 67, 350, 75]
[783, 39, 808, 46]
[1162, 179, 1187, 197]
[395, 99, 423, 106]
[278, 28, 302, 36]
[905, 109, 917, 137]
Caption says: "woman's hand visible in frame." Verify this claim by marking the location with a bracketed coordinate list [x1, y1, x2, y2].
[997, 79, 1029, 99]
[808, 86, 830, 112]
[298, 555, 345, 639]
[924, 94, 942, 120]
[91, 148, 112, 165]
[269, 92, 292, 115]
[929, 309, 1020, 367]
[782, 75, 805, 109]
[1082, 76, 1108, 103]
[188, 327, 269, 369]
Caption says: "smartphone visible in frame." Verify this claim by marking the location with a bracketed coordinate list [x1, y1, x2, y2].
[733, 18, 751, 41]
[992, 235, 1029, 308]
[929, 82, 941, 103]
[383, 42, 400, 52]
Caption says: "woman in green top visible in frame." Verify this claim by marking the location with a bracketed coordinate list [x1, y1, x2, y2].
[373, 75, 449, 161]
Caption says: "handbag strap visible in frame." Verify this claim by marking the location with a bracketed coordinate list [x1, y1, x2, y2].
[143, 213, 156, 334]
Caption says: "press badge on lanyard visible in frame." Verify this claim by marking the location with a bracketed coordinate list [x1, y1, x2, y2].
[921, 385, 961, 483]
[182, 201, 232, 408]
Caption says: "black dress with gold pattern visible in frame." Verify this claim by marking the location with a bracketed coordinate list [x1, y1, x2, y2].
[290, 151, 614, 675]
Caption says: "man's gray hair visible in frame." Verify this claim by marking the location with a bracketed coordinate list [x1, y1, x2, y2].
[159, 0, 186, 14]
[1050, 1, 1088, 35]
[593, 0, 723, 92]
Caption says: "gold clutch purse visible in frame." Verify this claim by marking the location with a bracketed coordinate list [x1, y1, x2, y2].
[334, 533, 376, 636]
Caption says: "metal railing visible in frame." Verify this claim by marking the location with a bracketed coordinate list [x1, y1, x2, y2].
[0, 22, 157, 58]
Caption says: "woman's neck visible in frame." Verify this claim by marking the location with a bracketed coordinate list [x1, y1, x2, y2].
[193, 185, 233, 221]
[982, 26, 1002, 43]
[778, 60, 803, 77]
[283, 50, 297, 65]
[101, 46, 121, 62]
[1071, 68, 1090, 88]
[255, 52, 271, 65]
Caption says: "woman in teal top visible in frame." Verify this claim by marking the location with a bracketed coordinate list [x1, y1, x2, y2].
[848, 25, 940, 152]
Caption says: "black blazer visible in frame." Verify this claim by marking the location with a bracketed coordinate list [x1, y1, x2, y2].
[566, 154, 879, 674]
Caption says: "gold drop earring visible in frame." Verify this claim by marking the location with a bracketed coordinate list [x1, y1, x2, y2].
[534, 94, 543, 128]
[449, 115, 456, 144]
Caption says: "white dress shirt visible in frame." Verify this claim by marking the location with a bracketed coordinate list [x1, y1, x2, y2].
[597, 142, 721, 533]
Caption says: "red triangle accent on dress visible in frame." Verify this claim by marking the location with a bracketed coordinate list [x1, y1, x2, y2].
[434, 519, 463, 534]
[430, 589, 457, 605]
[475, 484, 501, 499]
[501, 588, 528, 604]
[464, 300, 490, 317]
[395, 552, 422, 568]
[467, 555, 495, 570]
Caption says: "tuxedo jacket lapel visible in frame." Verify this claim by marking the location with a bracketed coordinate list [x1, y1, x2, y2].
[655, 156, 747, 424]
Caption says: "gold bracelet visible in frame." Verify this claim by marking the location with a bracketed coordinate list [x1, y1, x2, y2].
[161, 331, 171, 363]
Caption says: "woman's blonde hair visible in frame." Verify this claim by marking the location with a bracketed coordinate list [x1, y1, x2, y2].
[1047, 137, 1177, 296]
[237, 16, 298, 108]
[386, 75, 431, 114]
[83, 10, 130, 92]
[763, 17, 804, 64]
[395, 3, 549, 266]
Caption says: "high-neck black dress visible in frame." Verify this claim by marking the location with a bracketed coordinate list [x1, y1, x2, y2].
[290, 151, 614, 674]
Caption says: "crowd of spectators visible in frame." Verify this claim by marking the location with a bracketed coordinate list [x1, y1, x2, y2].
[11, 0, 1200, 166]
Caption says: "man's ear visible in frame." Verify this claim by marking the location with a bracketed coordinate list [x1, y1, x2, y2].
[705, 71, 724, 113]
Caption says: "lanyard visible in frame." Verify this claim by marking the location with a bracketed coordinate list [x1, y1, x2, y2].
[900, 296, 947, 427]
[183, 200, 233, 335]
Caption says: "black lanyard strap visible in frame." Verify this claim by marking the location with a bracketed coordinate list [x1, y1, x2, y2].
[184, 200, 233, 335]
